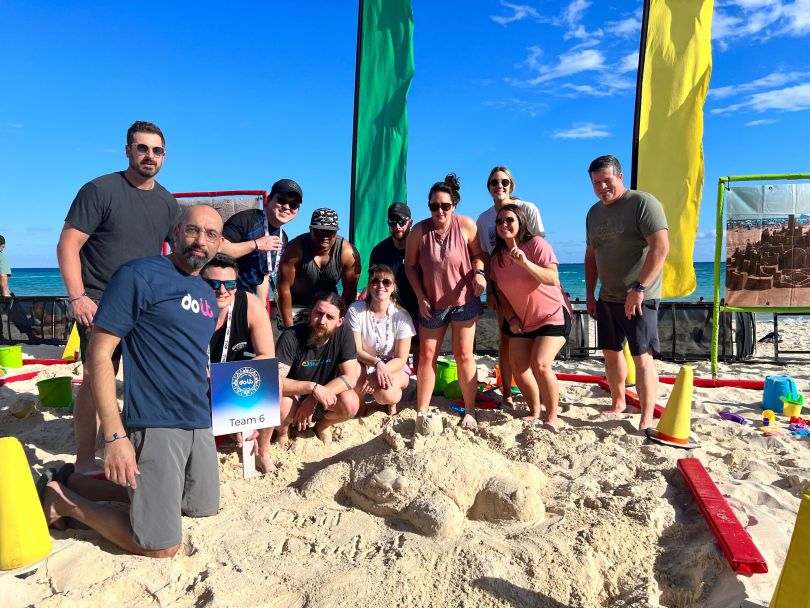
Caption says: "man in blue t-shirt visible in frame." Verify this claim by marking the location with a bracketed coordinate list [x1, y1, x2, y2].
[40, 205, 224, 558]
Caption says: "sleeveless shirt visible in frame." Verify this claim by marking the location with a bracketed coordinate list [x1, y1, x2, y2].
[290, 235, 345, 306]
[209, 290, 255, 362]
[418, 216, 475, 309]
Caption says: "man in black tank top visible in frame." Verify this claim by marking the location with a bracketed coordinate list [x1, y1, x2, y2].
[276, 208, 361, 328]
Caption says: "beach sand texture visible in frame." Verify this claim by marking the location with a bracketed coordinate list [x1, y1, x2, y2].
[2, 326, 809, 608]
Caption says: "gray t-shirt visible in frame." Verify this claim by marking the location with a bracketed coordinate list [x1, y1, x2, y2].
[585, 190, 668, 302]
[65, 172, 180, 300]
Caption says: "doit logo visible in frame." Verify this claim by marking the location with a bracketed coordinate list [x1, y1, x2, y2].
[181, 293, 214, 318]
[231, 367, 261, 397]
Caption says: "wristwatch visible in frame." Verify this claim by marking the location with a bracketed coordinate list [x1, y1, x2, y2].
[630, 281, 646, 292]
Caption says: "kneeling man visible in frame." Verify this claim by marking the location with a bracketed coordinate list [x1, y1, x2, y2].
[41, 205, 223, 557]
[267, 292, 360, 448]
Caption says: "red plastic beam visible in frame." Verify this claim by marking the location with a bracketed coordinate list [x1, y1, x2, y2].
[597, 380, 664, 418]
[677, 458, 767, 575]
[555, 373, 763, 390]
[0, 371, 40, 386]
[22, 358, 75, 365]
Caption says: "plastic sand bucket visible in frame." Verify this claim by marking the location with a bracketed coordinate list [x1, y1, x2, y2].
[762, 375, 797, 414]
[36, 377, 74, 409]
[443, 380, 462, 400]
[434, 359, 458, 394]
[0, 345, 22, 369]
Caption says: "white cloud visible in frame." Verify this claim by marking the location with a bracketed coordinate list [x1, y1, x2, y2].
[490, 1, 544, 26]
[483, 98, 547, 117]
[618, 52, 639, 74]
[745, 118, 779, 126]
[563, 0, 590, 29]
[6, 123, 23, 129]
[712, 82, 810, 114]
[511, 48, 605, 86]
[605, 16, 641, 37]
[709, 71, 803, 99]
[782, 0, 810, 35]
[713, 0, 810, 46]
[559, 75, 634, 97]
[553, 122, 611, 139]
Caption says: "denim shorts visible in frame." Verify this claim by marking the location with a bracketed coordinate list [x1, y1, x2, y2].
[418, 298, 483, 329]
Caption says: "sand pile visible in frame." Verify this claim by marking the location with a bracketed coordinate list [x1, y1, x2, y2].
[1, 334, 809, 607]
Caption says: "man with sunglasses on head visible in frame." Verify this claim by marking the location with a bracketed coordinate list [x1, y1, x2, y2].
[276, 208, 361, 329]
[57, 120, 180, 475]
[220, 178, 302, 308]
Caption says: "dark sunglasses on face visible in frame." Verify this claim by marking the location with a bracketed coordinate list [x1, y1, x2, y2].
[130, 143, 166, 157]
[183, 224, 222, 242]
[274, 197, 301, 210]
[387, 218, 409, 227]
[495, 216, 517, 226]
[428, 202, 453, 212]
[311, 229, 337, 239]
[490, 178, 511, 188]
[370, 277, 393, 288]
[204, 278, 237, 291]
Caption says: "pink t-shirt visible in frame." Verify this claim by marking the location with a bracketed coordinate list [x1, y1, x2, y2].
[490, 236, 566, 331]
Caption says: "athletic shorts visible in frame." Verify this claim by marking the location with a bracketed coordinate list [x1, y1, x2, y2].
[596, 298, 660, 356]
[502, 308, 572, 339]
[128, 427, 219, 551]
[77, 299, 122, 364]
[418, 298, 483, 329]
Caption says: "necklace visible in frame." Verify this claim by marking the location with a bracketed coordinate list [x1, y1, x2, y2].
[370, 304, 392, 360]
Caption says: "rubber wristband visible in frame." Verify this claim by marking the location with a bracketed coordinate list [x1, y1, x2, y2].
[104, 432, 126, 444]
[253, 239, 259, 251]
[339, 375, 352, 391]
[69, 292, 87, 303]
[474, 269, 486, 276]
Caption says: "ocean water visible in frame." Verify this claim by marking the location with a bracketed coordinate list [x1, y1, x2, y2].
[10, 263, 722, 301]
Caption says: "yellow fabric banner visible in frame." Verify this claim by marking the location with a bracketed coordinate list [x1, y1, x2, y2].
[636, 0, 713, 298]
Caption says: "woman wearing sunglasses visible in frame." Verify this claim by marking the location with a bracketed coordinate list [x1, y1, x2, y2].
[405, 173, 486, 429]
[489, 204, 571, 431]
[347, 264, 416, 415]
[201, 254, 277, 472]
[477, 166, 545, 409]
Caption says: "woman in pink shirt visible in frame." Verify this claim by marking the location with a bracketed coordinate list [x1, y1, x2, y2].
[405, 174, 487, 429]
[490, 204, 571, 430]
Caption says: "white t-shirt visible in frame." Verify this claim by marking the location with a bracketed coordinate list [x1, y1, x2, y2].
[476, 199, 545, 255]
[347, 300, 416, 360]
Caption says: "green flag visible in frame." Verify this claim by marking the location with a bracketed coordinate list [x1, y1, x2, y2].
[350, 0, 414, 285]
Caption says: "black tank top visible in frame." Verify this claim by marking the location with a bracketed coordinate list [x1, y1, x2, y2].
[209, 290, 255, 362]
[290, 235, 345, 306]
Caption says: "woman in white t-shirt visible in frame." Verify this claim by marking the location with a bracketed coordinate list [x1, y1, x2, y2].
[347, 264, 416, 415]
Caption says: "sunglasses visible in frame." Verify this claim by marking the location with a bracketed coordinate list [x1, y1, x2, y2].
[204, 278, 237, 291]
[183, 224, 222, 242]
[387, 218, 409, 227]
[274, 196, 301, 211]
[428, 202, 453, 212]
[490, 178, 511, 188]
[495, 216, 517, 226]
[370, 278, 393, 288]
[311, 229, 337, 239]
[130, 143, 166, 157]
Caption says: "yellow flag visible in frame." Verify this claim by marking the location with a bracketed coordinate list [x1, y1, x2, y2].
[634, 0, 713, 298]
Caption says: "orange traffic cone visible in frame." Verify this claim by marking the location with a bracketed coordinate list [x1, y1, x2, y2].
[0, 437, 52, 570]
[646, 365, 699, 449]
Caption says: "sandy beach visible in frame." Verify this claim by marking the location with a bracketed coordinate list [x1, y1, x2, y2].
[2, 320, 809, 608]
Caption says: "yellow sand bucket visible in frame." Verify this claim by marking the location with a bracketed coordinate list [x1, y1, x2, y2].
[0, 345, 22, 368]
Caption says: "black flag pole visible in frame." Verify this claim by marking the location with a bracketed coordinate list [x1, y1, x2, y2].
[630, 0, 651, 190]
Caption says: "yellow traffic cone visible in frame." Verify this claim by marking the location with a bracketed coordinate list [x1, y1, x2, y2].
[61, 323, 80, 360]
[770, 486, 810, 607]
[645, 365, 699, 449]
[0, 437, 52, 570]
[623, 342, 636, 386]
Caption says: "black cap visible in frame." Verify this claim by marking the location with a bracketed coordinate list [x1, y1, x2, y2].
[269, 178, 303, 200]
[310, 208, 339, 231]
[388, 202, 411, 220]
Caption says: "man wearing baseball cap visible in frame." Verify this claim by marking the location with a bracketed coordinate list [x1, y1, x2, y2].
[368, 203, 419, 327]
[221, 178, 302, 305]
[276, 208, 361, 328]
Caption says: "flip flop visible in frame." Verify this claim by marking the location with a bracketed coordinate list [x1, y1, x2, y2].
[459, 412, 478, 430]
[35, 468, 57, 502]
[52, 463, 75, 486]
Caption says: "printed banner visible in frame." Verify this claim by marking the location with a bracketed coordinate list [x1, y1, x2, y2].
[726, 184, 810, 307]
[210, 358, 280, 436]
[634, 0, 714, 298]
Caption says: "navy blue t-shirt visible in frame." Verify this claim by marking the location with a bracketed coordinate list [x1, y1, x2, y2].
[94, 256, 217, 429]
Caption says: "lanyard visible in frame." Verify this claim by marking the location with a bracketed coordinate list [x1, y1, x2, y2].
[219, 303, 234, 363]
[262, 212, 283, 280]
[370, 306, 392, 360]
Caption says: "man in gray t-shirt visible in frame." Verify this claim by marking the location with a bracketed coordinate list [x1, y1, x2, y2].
[584, 155, 669, 431]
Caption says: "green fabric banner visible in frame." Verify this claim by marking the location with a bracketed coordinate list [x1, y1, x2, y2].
[350, 0, 414, 285]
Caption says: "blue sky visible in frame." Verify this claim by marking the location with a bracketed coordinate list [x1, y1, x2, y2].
[1, 0, 808, 269]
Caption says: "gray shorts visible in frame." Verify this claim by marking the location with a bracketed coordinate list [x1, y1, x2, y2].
[128, 427, 219, 551]
[418, 298, 483, 329]
[596, 298, 660, 356]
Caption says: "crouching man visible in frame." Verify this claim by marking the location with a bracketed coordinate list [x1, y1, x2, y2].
[41, 205, 223, 557]
[260, 292, 360, 452]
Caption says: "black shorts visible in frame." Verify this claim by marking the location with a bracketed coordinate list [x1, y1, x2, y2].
[596, 298, 660, 356]
[501, 308, 572, 339]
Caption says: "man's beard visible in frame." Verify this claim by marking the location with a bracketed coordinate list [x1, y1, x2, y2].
[179, 245, 211, 270]
[307, 325, 334, 348]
